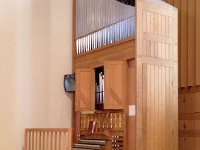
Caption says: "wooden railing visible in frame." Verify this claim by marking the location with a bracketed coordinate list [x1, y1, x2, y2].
[24, 128, 72, 150]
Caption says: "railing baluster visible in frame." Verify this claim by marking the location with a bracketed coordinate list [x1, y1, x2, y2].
[58, 132, 61, 150]
[32, 132, 34, 150]
[50, 132, 53, 150]
[54, 132, 57, 150]
[46, 132, 49, 150]
[39, 132, 41, 150]
[35, 132, 37, 150]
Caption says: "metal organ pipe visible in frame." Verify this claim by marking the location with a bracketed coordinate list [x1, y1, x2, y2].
[76, 0, 135, 55]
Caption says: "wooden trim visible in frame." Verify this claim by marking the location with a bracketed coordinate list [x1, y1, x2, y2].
[137, 56, 176, 67]
[179, 86, 200, 94]
[74, 37, 135, 58]
[25, 128, 72, 132]
[179, 131, 200, 137]
[136, 0, 143, 148]
[179, 113, 200, 120]
[72, 0, 78, 144]
[75, 39, 135, 69]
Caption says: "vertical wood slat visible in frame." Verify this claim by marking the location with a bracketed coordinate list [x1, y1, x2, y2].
[161, 66, 166, 150]
[165, 67, 170, 150]
[180, 0, 188, 87]
[24, 129, 72, 150]
[63, 132, 67, 150]
[188, 0, 196, 86]
[43, 132, 45, 150]
[158, 65, 162, 150]
[58, 132, 61, 150]
[154, 65, 159, 150]
[196, 0, 200, 85]
[24, 130, 28, 150]
[68, 128, 72, 149]
[39, 132, 41, 150]
[150, 64, 155, 150]
[142, 63, 148, 150]
[173, 0, 181, 88]
[35, 132, 38, 150]
[32, 132, 34, 150]
[46, 132, 49, 150]
[55, 132, 57, 150]
[50, 132, 53, 150]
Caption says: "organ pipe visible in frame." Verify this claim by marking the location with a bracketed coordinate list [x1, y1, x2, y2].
[76, 0, 135, 55]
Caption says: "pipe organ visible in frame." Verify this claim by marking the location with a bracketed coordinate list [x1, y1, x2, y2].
[73, 0, 178, 150]
[76, 0, 135, 54]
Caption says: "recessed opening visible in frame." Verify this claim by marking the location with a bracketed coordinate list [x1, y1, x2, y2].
[95, 66, 104, 110]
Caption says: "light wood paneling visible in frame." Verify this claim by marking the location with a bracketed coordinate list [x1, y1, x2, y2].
[166, 0, 200, 87]
[75, 38, 135, 69]
[104, 60, 126, 109]
[75, 69, 95, 111]
[24, 128, 72, 150]
[142, 64, 175, 150]
[136, 0, 178, 150]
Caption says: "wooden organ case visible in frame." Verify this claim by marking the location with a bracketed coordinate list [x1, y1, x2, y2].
[72, 0, 178, 150]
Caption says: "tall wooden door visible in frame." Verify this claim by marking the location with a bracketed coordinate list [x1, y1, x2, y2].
[75, 68, 95, 111]
[104, 60, 126, 109]
[136, 0, 178, 150]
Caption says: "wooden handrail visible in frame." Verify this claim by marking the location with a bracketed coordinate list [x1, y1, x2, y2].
[24, 128, 72, 150]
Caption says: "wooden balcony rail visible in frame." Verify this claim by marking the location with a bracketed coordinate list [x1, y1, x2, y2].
[24, 128, 72, 150]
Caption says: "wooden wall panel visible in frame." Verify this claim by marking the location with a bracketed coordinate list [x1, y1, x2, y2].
[179, 90, 200, 150]
[196, 0, 200, 85]
[180, 0, 188, 87]
[75, 38, 135, 68]
[104, 60, 126, 109]
[142, 64, 175, 150]
[75, 69, 95, 111]
[165, 0, 200, 148]
[173, 0, 181, 87]
[188, 0, 196, 86]
[136, 1, 178, 150]
[166, 0, 200, 87]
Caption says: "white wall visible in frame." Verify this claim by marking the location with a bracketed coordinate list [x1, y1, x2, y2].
[0, 0, 72, 149]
